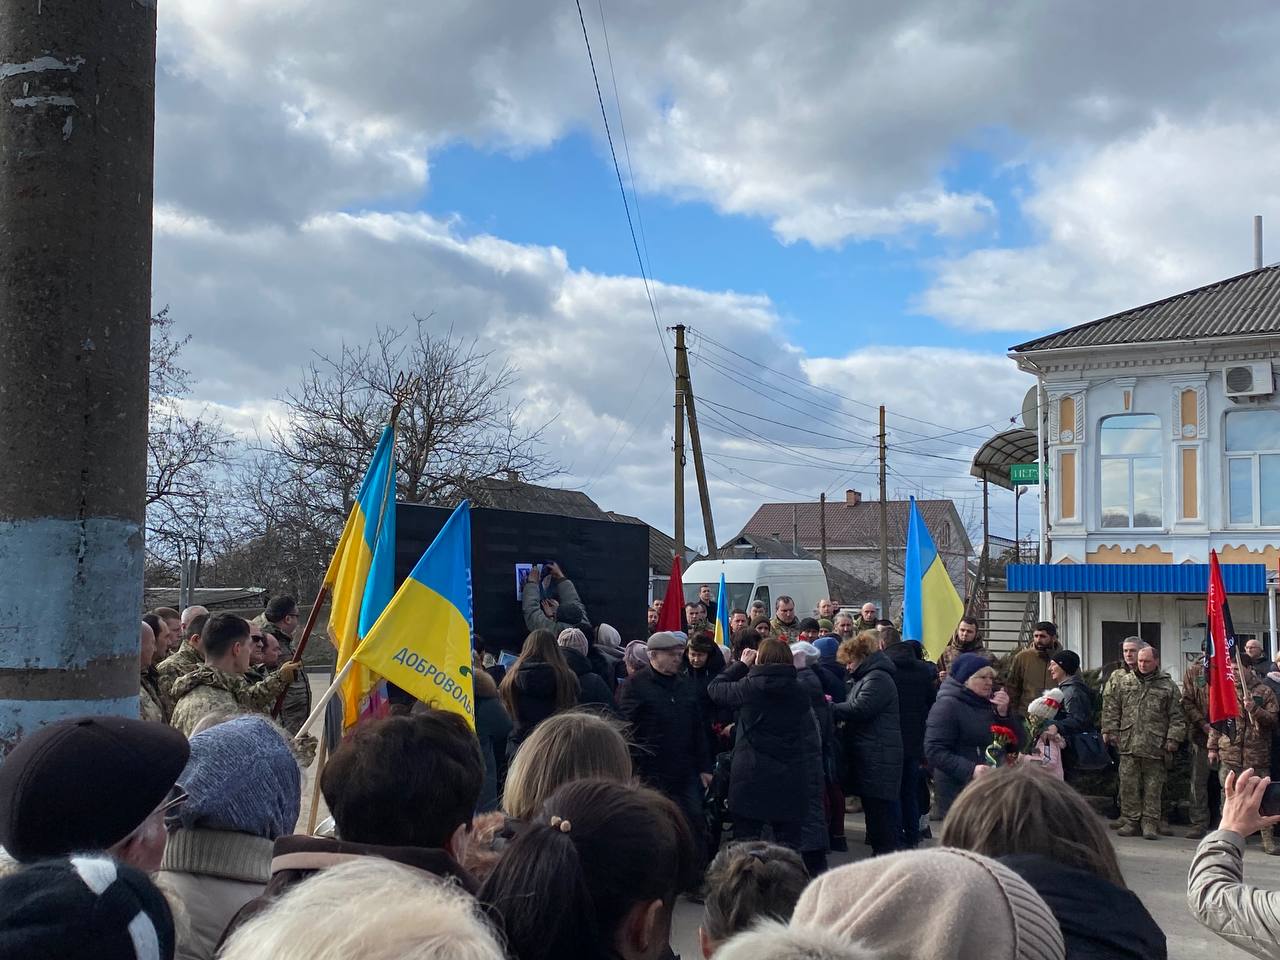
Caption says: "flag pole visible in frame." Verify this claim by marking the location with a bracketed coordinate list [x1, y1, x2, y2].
[271, 585, 330, 719]
[294, 658, 355, 742]
[305, 721, 329, 834]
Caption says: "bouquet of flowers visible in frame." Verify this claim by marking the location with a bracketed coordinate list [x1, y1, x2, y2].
[985, 724, 1020, 766]
[1022, 688, 1064, 753]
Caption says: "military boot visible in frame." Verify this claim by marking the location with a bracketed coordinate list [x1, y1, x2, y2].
[1142, 822, 1160, 841]
[1264, 827, 1278, 856]
[1117, 822, 1140, 837]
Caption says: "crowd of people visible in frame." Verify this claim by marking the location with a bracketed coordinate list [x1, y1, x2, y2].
[8, 567, 1280, 959]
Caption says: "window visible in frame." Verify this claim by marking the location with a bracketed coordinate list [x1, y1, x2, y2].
[1226, 410, 1280, 526]
[1099, 414, 1163, 528]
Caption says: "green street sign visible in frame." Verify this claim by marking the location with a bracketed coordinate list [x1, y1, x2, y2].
[1010, 463, 1039, 485]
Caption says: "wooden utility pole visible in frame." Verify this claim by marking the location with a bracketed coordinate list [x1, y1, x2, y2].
[0, 0, 158, 747]
[673, 326, 717, 560]
[673, 359, 686, 563]
[792, 504, 799, 556]
[879, 405, 889, 614]
[819, 492, 828, 568]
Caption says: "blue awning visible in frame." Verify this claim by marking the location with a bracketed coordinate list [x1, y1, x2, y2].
[1007, 563, 1269, 595]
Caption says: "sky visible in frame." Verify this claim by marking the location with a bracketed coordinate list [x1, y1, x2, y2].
[151, 1, 1280, 553]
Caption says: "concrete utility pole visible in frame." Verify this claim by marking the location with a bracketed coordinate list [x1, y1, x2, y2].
[819, 492, 827, 569]
[673, 326, 717, 560]
[878, 405, 889, 614]
[673, 365, 685, 562]
[0, 0, 157, 751]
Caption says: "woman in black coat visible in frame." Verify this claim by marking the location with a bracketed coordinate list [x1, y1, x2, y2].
[923, 652, 1026, 818]
[685, 634, 728, 760]
[834, 631, 904, 856]
[707, 637, 823, 867]
[500, 629, 581, 758]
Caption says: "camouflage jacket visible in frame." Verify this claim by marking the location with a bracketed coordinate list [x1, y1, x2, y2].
[265, 624, 312, 736]
[770, 617, 802, 639]
[1209, 672, 1279, 769]
[1181, 661, 1212, 746]
[169, 665, 291, 737]
[937, 639, 991, 679]
[1101, 670, 1188, 760]
[156, 644, 203, 713]
[140, 671, 167, 724]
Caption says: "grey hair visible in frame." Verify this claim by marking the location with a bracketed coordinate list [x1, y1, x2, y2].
[219, 858, 504, 960]
[715, 922, 878, 960]
[834, 612, 855, 625]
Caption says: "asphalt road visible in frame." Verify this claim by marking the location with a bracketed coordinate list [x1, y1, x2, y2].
[670, 813, 1280, 960]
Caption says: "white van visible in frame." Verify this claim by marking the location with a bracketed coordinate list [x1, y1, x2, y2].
[682, 559, 831, 621]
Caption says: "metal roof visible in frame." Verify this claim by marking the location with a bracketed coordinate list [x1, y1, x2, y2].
[970, 428, 1038, 491]
[1007, 563, 1268, 595]
[735, 498, 972, 554]
[1010, 264, 1280, 353]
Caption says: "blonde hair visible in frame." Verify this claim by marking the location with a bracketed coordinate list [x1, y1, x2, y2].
[836, 630, 880, 664]
[219, 857, 503, 960]
[714, 921, 877, 960]
[503, 711, 632, 820]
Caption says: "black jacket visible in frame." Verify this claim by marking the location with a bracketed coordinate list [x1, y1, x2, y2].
[562, 649, 616, 711]
[925, 676, 1026, 811]
[506, 660, 577, 751]
[618, 667, 711, 794]
[1055, 674, 1095, 738]
[883, 642, 937, 759]
[1000, 854, 1167, 960]
[686, 645, 729, 759]
[587, 646, 623, 693]
[708, 662, 822, 822]
[833, 651, 903, 801]
[475, 687, 513, 812]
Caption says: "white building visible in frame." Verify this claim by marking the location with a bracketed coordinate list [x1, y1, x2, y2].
[1008, 265, 1280, 676]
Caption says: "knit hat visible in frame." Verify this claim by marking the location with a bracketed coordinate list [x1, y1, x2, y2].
[949, 652, 990, 686]
[814, 636, 840, 663]
[817, 618, 834, 632]
[177, 715, 301, 841]
[624, 640, 651, 671]
[0, 855, 176, 960]
[596, 623, 622, 650]
[791, 849, 1064, 960]
[791, 641, 821, 668]
[0, 717, 189, 863]
[557, 628, 589, 658]
[1049, 650, 1080, 675]
[647, 631, 686, 652]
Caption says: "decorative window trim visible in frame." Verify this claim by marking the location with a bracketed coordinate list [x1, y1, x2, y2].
[1048, 388, 1086, 445]
[1170, 379, 1208, 440]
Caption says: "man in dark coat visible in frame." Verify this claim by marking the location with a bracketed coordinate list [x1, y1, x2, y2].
[617, 631, 712, 869]
[834, 647, 904, 856]
[686, 634, 728, 762]
[883, 635, 936, 848]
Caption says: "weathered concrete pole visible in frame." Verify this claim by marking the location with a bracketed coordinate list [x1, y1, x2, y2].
[0, 0, 157, 750]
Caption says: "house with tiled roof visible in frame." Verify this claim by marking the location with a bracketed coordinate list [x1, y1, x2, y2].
[1008, 263, 1280, 674]
[730, 489, 972, 609]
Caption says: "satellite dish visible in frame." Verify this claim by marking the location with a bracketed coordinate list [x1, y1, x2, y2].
[1020, 386, 1038, 429]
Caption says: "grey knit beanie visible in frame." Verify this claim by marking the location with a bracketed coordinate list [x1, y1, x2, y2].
[557, 628, 589, 657]
[791, 848, 1064, 960]
[176, 715, 301, 840]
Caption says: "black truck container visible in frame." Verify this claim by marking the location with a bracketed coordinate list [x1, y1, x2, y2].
[395, 502, 649, 652]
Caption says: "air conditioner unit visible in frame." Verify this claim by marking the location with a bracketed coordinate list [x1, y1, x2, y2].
[1224, 361, 1275, 399]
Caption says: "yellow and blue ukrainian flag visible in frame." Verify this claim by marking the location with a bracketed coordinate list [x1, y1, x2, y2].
[713, 573, 730, 653]
[352, 500, 476, 728]
[901, 496, 964, 662]
[325, 424, 397, 727]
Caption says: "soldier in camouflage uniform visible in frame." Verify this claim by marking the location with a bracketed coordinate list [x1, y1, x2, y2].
[1181, 654, 1215, 838]
[1102, 646, 1187, 840]
[138, 621, 167, 724]
[170, 613, 300, 737]
[937, 616, 990, 680]
[1209, 666, 1280, 853]
[261, 596, 313, 737]
[156, 612, 209, 716]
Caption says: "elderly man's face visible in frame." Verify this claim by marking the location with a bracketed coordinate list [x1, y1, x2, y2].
[649, 646, 684, 676]
[861, 603, 877, 622]
[1247, 639, 1265, 661]
[262, 632, 282, 669]
[1137, 648, 1159, 675]
[835, 617, 855, 638]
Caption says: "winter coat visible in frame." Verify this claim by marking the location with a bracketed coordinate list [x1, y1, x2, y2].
[1209, 673, 1279, 770]
[707, 662, 823, 823]
[924, 676, 1026, 814]
[264, 625, 312, 736]
[504, 660, 579, 752]
[1000, 854, 1167, 960]
[141, 670, 168, 724]
[521, 578, 592, 635]
[222, 835, 476, 945]
[687, 645, 729, 760]
[1188, 829, 1280, 960]
[937, 637, 990, 679]
[618, 667, 711, 794]
[1054, 674, 1095, 739]
[1183, 661, 1213, 746]
[1004, 643, 1061, 717]
[588, 645, 624, 693]
[770, 616, 802, 639]
[474, 673, 513, 813]
[169, 665, 291, 737]
[562, 649, 616, 711]
[1101, 670, 1188, 760]
[795, 667, 833, 854]
[883, 642, 937, 759]
[156, 828, 272, 960]
[833, 651, 903, 802]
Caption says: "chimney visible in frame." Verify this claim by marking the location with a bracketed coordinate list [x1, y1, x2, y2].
[506, 469, 519, 483]
[845, 489, 862, 506]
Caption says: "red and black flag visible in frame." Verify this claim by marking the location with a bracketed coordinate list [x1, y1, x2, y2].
[1206, 550, 1241, 736]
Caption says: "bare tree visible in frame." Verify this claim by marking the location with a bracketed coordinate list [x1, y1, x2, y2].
[145, 309, 235, 581]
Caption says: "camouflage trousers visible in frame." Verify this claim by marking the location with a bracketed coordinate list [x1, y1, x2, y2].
[1118, 755, 1166, 829]
[1189, 740, 1211, 830]
[1220, 765, 1275, 852]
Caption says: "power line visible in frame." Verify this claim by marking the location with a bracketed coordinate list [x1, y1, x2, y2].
[573, 0, 673, 379]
